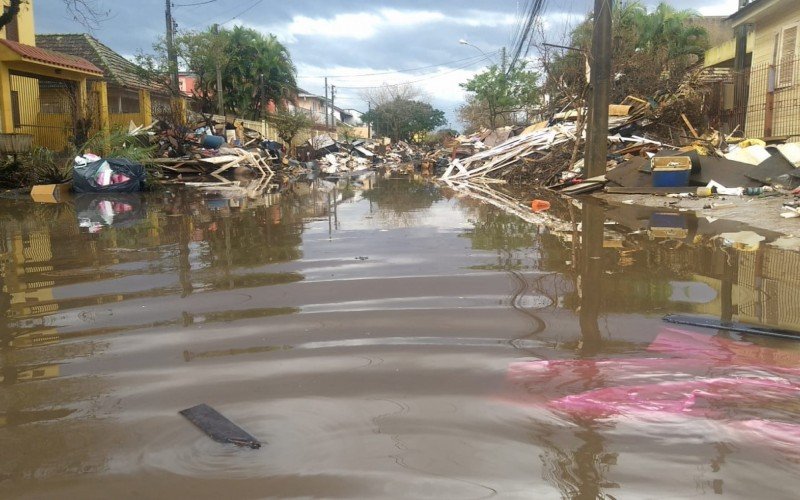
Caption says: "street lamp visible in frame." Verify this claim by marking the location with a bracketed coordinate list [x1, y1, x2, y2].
[458, 39, 498, 66]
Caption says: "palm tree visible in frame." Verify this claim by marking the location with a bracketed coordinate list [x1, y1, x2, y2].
[635, 3, 708, 73]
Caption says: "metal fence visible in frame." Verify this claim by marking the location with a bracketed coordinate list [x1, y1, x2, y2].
[9, 72, 77, 151]
[707, 56, 800, 142]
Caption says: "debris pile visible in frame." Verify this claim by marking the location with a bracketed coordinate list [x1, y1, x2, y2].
[439, 92, 800, 212]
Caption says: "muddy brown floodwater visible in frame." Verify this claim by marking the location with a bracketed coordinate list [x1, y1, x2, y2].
[1, 176, 800, 499]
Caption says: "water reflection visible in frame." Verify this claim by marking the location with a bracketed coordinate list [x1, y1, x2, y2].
[1, 175, 799, 497]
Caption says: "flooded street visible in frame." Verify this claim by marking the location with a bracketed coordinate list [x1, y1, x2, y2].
[1, 176, 800, 499]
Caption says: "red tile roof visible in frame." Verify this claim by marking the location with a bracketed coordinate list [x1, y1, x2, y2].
[0, 38, 103, 75]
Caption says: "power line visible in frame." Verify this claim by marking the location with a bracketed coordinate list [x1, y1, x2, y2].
[182, 0, 262, 29]
[173, 0, 220, 7]
[218, 0, 263, 26]
[303, 51, 498, 79]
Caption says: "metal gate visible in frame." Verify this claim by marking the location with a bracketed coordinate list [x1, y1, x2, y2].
[9, 72, 78, 151]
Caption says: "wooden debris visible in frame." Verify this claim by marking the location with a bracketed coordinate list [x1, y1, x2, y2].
[180, 404, 261, 449]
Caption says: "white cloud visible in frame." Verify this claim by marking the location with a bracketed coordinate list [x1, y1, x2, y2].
[698, 1, 739, 16]
[261, 8, 516, 43]
[270, 8, 447, 42]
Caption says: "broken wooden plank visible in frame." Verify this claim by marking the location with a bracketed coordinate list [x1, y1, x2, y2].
[681, 113, 699, 139]
[179, 404, 261, 449]
[605, 186, 696, 194]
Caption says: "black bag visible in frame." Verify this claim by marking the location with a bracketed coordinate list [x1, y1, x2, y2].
[73, 157, 146, 193]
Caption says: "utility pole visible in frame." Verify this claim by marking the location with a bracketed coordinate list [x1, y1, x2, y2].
[501, 46, 507, 73]
[324, 77, 329, 129]
[584, 0, 612, 178]
[330, 85, 336, 129]
[165, 0, 179, 95]
[367, 101, 371, 139]
[213, 23, 224, 115]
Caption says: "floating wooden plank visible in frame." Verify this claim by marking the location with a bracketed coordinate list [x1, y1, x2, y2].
[180, 404, 261, 449]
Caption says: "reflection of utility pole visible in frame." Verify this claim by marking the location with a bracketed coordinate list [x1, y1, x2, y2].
[584, 0, 612, 178]
[578, 202, 604, 355]
[165, 0, 179, 94]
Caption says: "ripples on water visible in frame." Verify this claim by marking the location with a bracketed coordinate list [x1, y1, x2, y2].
[1, 178, 799, 498]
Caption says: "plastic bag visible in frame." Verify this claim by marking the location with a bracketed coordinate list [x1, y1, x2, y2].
[73, 157, 146, 193]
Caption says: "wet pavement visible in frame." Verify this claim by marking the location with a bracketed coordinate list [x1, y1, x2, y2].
[1, 176, 800, 498]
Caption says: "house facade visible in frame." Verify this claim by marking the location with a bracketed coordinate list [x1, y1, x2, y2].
[729, 0, 800, 141]
[293, 88, 333, 126]
[0, 0, 103, 150]
[37, 34, 172, 131]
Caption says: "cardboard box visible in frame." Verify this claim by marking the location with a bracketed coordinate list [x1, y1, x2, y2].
[30, 183, 72, 203]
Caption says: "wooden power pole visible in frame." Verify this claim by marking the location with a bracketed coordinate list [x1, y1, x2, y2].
[584, 0, 612, 178]
[165, 0, 179, 94]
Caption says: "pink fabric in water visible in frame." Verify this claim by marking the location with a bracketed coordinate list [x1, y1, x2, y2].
[647, 327, 800, 368]
[548, 377, 800, 419]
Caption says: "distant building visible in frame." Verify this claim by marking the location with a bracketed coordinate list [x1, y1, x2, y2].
[341, 108, 364, 126]
[178, 72, 197, 97]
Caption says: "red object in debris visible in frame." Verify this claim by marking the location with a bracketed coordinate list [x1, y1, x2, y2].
[531, 199, 551, 212]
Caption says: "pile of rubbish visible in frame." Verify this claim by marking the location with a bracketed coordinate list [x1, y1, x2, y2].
[295, 134, 424, 178]
[439, 92, 800, 209]
[440, 97, 648, 185]
[73, 154, 147, 193]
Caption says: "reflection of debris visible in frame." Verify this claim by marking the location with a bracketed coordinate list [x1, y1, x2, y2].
[75, 194, 145, 233]
[717, 230, 766, 251]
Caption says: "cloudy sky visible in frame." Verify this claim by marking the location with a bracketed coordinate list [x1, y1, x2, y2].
[36, 0, 740, 128]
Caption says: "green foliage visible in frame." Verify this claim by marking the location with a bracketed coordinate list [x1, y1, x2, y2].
[1, 128, 156, 188]
[29, 146, 74, 184]
[221, 26, 297, 119]
[361, 98, 446, 143]
[82, 128, 155, 165]
[421, 128, 457, 146]
[460, 62, 540, 130]
[542, 1, 709, 108]
[267, 108, 314, 148]
[138, 25, 297, 120]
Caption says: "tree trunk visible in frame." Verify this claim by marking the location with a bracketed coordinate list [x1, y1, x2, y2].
[0, 0, 21, 30]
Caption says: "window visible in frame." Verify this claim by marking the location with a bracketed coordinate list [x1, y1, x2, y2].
[778, 23, 799, 88]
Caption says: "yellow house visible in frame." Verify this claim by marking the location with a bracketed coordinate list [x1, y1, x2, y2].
[37, 34, 173, 130]
[0, 0, 103, 150]
[728, 0, 800, 141]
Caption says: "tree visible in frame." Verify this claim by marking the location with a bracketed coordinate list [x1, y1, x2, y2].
[1, 1, 109, 30]
[539, 1, 708, 106]
[460, 62, 540, 130]
[223, 26, 296, 119]
[361, 98, 446, 143]
[268, 108, 313, 153]
[137, 25, 297, 119]
[360, 83, 426, 107]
